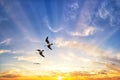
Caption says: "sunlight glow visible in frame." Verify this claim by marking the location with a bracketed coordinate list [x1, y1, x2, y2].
[57, 76, 62, 80]
[0, 0, 120, 80]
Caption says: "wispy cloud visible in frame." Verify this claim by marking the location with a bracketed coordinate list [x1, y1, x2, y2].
[63, 0, 79, 22]
[69, 26, 97, 37]
[0, 49, 28, 55]
[105, 63, 120, 73]
[0, 69, 21, 78]
[0, 50, 11, 54]
[14, 55, 40, 63]
[93, 61, 120, 73]
[47, 24, 63, 33]
[0, 38, 12, 45]
[59, 52, 78, 61]
[44, 17, 63, 33]
[98, 2, 110, 20]
[55, 37, 120, 66]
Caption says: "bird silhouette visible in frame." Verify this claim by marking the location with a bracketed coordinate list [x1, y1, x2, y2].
[36, 49, 45, 57]
[45, 36, 53, 50]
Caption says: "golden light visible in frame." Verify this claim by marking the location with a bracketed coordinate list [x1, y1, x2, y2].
[57, 76, 62, 80]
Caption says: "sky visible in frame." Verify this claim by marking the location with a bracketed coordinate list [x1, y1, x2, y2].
[0, 0, 120, 79]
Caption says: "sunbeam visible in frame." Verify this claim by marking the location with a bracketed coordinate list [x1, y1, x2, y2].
[0, 0, 120, 80]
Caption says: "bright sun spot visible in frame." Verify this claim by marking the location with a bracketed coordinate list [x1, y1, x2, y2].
[58, 76, 62, 80]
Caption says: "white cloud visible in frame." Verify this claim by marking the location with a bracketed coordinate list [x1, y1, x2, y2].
[70, 2, 79, 10]
[70, 27, 96, 37]
[0, 38, 12, 45]
[63, 0, 79, 22]
[117, 54, 120, 60]
[47, 24, 63, 33]
[14, 51, 45, 63]
[55, 38, 120, 72]
[45, 17, 63, 33]
[98, 6, 109, 19]
[0, 49, 28, 55]
[59, 52, 78, 61]
[67, 23, 101, 37]
[55, 37, 120, 64]
[12, 50, 26, 54]
[0, 50, 11, 54]
[14, 56, 38, 62]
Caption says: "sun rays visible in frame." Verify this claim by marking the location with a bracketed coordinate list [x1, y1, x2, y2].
[0, 0, 120, 80]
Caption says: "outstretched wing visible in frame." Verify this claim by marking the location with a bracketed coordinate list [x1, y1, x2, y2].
[45, 36, 49, 44]
[36, 49, 41, 51]
[48, 45, 52, 50]
[40, 53, 45, 57]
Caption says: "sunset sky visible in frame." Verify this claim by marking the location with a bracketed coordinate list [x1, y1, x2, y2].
[0, 0, 120, 80]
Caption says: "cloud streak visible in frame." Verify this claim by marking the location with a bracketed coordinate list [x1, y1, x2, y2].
[45, 17, 63, 33]
[47, 24, 63, 33]
[0, 69, 21, 78]
[14, 55, 40, 63]
[55, 37, 120, 67]
[63, 0, 79, 22]
[0, 38, 12, 45]
[69, 26, 97, 37]
[0, 50, 11, 54]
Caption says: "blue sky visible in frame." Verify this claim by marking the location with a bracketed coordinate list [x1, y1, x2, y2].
[0, 0, 120, 76]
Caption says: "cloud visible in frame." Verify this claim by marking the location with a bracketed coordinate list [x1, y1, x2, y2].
[93, 61, 120, 73]
[0, 49, 28, 55]
[98, 2, 110, 19]
[0, 38, 12, 45]
[0, 50, 11, 54]
[47, 24, 63, 33]
[45, 17, 63, 33]
[67, 23, 102, 37]
[55, 38, 97, 55]
[55, 38, 120, 66]
[59, 52, 78, 61]
[96, 1, 120, 27]
[13, 50, 47, 63]
[63, 0, 79, 22]
[105, 63, 120, 73]
[14, 55, 40, 63]
[0, 69, 21, 78]
[103, 56, 120, 64]
[69, 26, 96, 37]
[12, 50, 26, 54]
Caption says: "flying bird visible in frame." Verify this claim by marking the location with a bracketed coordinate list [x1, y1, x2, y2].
[45, 36, 53, 50]
[36, 49, 45, 57]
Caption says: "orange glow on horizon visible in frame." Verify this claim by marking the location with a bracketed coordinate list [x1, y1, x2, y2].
[0, 71, 120, 80]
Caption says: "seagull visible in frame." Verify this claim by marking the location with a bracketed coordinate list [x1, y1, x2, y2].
[36, 49, 45, 57]
[45, 36, 53, 50]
